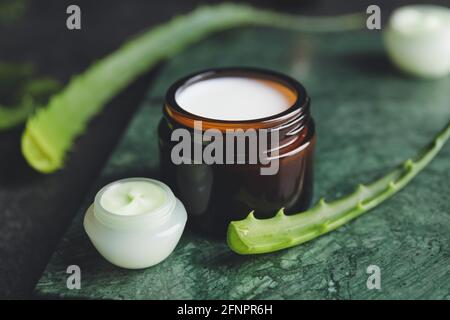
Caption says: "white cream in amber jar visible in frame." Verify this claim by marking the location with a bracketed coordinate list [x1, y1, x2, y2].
[84, 178, 187, 269]
[175, 77, 293, 121]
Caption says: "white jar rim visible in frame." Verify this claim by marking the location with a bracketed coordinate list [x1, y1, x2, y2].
[93, 177, 176, 230]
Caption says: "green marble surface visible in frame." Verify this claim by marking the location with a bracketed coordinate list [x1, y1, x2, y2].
[35, 28, 450, 299]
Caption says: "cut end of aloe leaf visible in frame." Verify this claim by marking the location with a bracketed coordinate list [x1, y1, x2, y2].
[21, 125, 62, 174]
[227, 221, 252, 255]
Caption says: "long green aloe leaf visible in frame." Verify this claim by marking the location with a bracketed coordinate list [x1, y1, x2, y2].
[22, 4, 365, 173]
[227, 121, 450, 254]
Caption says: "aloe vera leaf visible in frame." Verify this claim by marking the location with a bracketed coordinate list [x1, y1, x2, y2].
[21, 4, 365, 173]
[0, 62, 34, 102]
[0, 61, 60, 130]
[227, 121, 450, 254]
[0, 100, 33, 130]
[0, 0, 28, 25]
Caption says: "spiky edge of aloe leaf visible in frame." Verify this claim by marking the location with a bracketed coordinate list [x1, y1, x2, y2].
[227, 121, 450, 255]
[21, 3, 365, 173]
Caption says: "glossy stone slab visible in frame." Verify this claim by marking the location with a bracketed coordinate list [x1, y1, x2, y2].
[35, 29, 450, 299]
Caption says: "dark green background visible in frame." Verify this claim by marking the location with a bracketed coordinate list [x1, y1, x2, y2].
[35, 28, 450, 299]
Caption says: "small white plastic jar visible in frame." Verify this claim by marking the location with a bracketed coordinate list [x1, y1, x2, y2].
[384, 5, 450, 78]
[84, 178, 187, 269]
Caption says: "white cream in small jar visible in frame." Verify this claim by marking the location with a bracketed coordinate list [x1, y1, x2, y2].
[84, 178, 187, 269]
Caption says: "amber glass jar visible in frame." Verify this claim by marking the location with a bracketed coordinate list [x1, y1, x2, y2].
[158, 67, 316, 236]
